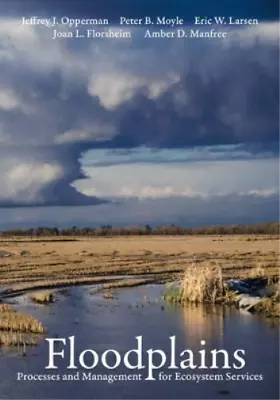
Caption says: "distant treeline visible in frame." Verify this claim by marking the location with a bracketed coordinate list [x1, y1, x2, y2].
[0, 222, 279, 237]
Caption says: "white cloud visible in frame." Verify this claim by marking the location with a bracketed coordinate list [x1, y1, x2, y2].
[88, 71, 180, 110]
[0, 88, 19, 110]
[88, 73, 143, 109]
[116, 185, 204, 198]
[245, 188, 279, 197]
[74, 157, 279, 199]
[230, 22, 280, 43]
[0, 87, 35, 115]
[0, 161, 64, 203]
[80, 183, 279, 200]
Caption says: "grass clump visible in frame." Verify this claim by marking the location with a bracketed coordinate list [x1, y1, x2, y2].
[0, 331, 37, 347]
[103, 292, 114, 300]
[254, 285, 280, 317]
[274, 286, 280, 302]
[0, 304, 15, 313]
[165, 264, 225, 304]
[31, 290, 54, 304]
[0, 304, 44, 334]
[252, 296, 280, 318]
[250, 263, 266, 278]
[180, 263, 224, 303]
[164, 283, 182, 303]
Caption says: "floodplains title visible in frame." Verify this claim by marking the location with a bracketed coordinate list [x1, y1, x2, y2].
[42, 336, 246, 381]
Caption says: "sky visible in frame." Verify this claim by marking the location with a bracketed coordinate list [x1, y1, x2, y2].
[0, 0, 279, 228]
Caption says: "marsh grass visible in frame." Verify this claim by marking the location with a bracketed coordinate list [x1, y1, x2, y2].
[0, 304, 44, 334]
[0, 236, 278, 319]
[0, 304, 15, 313]
[0, 331, 38, 347]
[274, 286, 280, 302]
[103, 292, 114, 300]
[31, 290, 54, 304]
[165, 263, 225, 303]
[256, 284, 280, 317]
[164, 282, 182, 303]
[253, 296, 280, 317]
[102, 278, 156, 290]
[250, 263, 266, 278]
[180, 263, 224, 303]
[0, 235, 278, 299]
[164, 264, 226, 304]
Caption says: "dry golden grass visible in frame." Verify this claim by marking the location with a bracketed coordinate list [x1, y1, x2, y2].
[0, 236, 278, 298]
[249, 262, 266, 278]
[180, 264, 224, 303]
[0, 331, 37, 346]
[0, 304, 44, 333]
[254, 296, 280, 318]
[103, 292, 114, 300]
[274, 279, 280, 303]
[256, 284, 280, 317]
[0, 304, 15, 313]
[102, 278, 157, 290]
[31, 290, 54, 304]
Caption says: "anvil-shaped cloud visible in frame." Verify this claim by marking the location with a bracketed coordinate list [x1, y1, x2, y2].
[0, 17, 278, 206]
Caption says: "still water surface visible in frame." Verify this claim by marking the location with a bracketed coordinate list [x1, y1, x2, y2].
[0, 285, 278, 399]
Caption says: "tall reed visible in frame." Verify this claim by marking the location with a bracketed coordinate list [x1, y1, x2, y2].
[180, 263, 224, 303]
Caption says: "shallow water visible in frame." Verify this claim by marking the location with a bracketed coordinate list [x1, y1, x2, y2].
[0, 285, 279, 399]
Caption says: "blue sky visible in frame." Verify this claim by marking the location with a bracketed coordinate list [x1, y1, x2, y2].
[0, 0, 278, 227]
[76, 149, 279, 199]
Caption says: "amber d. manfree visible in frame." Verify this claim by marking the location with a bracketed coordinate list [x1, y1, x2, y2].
[45, 336, 246, 380]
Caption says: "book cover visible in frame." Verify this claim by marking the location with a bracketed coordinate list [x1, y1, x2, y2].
[0, 1, 279, 399]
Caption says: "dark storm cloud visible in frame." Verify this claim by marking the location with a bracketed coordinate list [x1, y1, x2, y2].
[105, 41, 279, 150]
[0, 143, 107, 207]
[0, 18, 278, 207]
[2, 34, 278, 151]
[0, 59, 114, 206]
[1, 0, 279, 21]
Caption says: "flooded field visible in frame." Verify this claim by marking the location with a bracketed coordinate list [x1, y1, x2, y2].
[0, 236, 279, 398]
[0, 284, 279, 399]
[0, 236, 279, 296]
